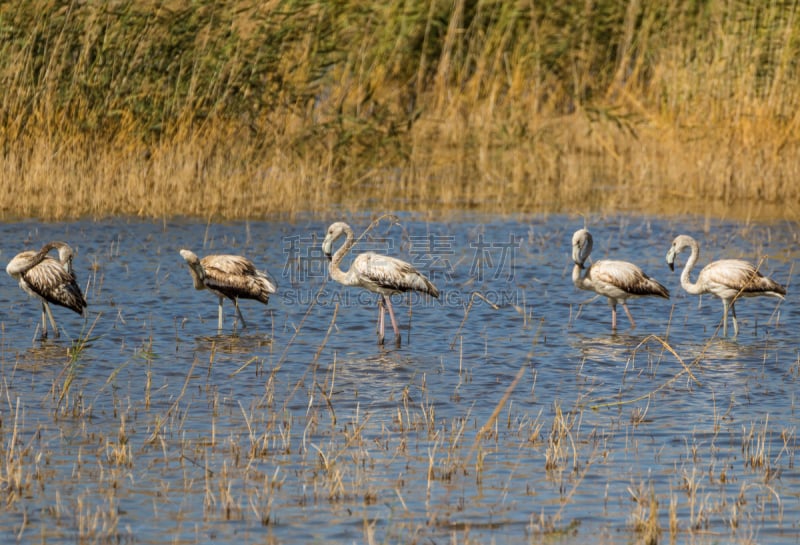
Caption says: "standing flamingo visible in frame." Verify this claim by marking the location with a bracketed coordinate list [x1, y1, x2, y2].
[666, 234, 786, 336]
[571, 229, 669, 330]
[322, 221, 439, 345]
[179, 249, 277, 331]
[6, 241, 87, 339]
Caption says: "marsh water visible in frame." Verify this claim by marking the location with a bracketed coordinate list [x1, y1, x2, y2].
[0, 214, 797, 544]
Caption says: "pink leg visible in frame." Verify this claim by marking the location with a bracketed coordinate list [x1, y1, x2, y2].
[621, 301, 636, 329]
[610, 302, 618, 330]
[377, 299, 385, 344]
[384, 295, 401, 338]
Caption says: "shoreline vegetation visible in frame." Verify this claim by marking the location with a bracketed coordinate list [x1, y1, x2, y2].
[1, 0, 799, 221]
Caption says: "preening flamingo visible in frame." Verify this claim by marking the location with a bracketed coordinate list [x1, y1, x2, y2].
[571, 229, 669, 330]
[180, 249, 277, 331]
[666, 234, 786, 336]
[6, 241, 87, 339]
[322, 221, 439, 345]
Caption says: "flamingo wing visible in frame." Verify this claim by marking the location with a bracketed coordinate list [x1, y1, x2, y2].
[202, 254, 277, 303]
[699, 259, 786, 298]
[589, 260, 669, 299]
[353, 253, 439, 297]
[23, 258, 86, 314]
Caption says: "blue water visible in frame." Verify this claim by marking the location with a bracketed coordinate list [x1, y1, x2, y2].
[0, 214, 796, 544]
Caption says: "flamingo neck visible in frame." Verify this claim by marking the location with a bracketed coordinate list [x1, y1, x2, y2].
[187, 262, 206, 290]
[679, 239, 704, 295]
[6, 243, 57, 278]
[572, 262, 589, 290]
[329, 225, 358, 286]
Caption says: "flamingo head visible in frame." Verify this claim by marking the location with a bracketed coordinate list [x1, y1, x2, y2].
[571, 229, 593, 268]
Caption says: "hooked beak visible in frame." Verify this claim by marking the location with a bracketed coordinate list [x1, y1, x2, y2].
[322, 237, 333, 261]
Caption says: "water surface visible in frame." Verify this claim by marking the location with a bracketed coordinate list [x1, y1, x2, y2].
[0, 214, 796, 544]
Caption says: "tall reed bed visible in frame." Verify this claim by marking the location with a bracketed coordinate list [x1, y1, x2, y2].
[1, 0, 799, 219]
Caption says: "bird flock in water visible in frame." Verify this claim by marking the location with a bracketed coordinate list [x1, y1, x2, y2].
[5, 223, 788, 344]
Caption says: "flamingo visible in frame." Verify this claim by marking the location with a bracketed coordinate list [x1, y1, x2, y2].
[179, 249, 277, 331]
[322, 221, 439, 345]
[571, 229, 669, 330]
[6, 241, 87, 339]
[666, 234, 786, 336]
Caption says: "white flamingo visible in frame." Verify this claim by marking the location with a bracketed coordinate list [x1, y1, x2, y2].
[6, 241, 87, 339]
[666, 234, 786, 336]
[572, 229, 669, 330]
[180, 249, 277, 331]
[322, 221, 439, 345]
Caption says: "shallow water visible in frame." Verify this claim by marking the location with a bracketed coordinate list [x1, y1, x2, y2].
[0, 214, 797, 544]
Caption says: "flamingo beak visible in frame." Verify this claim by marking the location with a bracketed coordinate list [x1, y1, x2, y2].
[322, 236, 334, 261]
[666, 248, 676, 271]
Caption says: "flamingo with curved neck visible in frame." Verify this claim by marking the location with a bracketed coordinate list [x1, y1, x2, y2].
[571, 229, 669, 331]
[666, 234, 786, 337]
[180, 249, 277, 331]
[6, 241, 87, 339]
[322, 221, 439, 345]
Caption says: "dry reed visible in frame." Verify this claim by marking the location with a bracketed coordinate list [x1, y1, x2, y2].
[0, 1, 798, 220]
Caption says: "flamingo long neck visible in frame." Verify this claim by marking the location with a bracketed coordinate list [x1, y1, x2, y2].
[679, 239, 705, 295]
[329, 225, 359, 286]
[187, 261, 206, 290]
[7, 242, 57, 277]
[572, 262, 589, 291]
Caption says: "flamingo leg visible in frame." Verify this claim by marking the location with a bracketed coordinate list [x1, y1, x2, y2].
[41, 302, 48, 339]
[621, 301, 636, 329]
[730, 301, 738, 337]
[233, 297, 248, 329]
[42, 301, 59, 339]
[721, 300, 729, 336]
[610, 301, 618, 330]
[217, 296, 224, 330]
[384, 295, 401, 341]
[406, 293, 413, 345]
[377, 298, 386, 344]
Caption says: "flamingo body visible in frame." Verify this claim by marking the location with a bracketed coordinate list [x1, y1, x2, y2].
[6, 241, 87, 339]
[666, 234, 786, 336]
[322, 221, 439, 344]
[571, 229, 669, 330]
[180, 249, 277, 330]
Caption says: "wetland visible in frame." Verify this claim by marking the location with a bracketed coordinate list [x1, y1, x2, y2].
[0, 214, 796, 544]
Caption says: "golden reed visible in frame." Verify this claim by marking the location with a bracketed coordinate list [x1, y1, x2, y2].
[1, 1, 797, 220]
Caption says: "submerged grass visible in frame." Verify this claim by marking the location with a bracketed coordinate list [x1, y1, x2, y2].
[0, 303, 794, 543]
[1, 0, 800, 220]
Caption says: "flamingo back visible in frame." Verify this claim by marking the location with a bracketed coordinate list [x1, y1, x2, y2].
[201, 254, 278, 304]
[23, 258, 87, 315]
[586, 260, 669, 300]
[351, 252, 439, 298]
